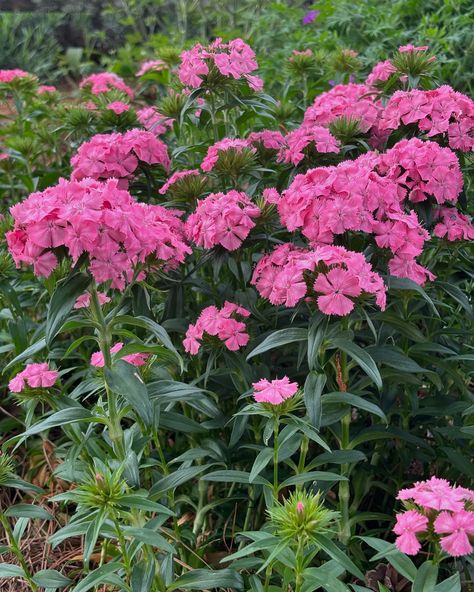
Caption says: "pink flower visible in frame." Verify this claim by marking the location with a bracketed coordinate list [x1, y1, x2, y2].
[0, 69, 32, 83]
[183, 303, 250, 355]
[393, 510, 428, 555]
[278, 125, 340, 165]
[434, 510, 474, 557]
[91, 342, 150, 367]
[314, 268, 362, 316]
[74, 291, 110, 309]
[38, 85, 57, 94]
[186, 190, 260, 251]
[366, 60, 396, 86]
[9, 363, 58, 392]
[159, 169, 200, 195]
[7, 177, 190, 289]
[248, 130, 285, 150]
[106, 101, 130, 114]
[179, 39, 260, 91]
[137, 107, 173, 135]
[80, 72, 134, 99]
[252, 376, 299, 405]
[399, 44, 429, 52]
[136, 59, 166, 76]
[200, 138, 254, 172]
[397, 476, 466, 512]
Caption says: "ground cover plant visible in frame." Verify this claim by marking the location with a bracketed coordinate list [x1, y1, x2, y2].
[0, 17, 474, 592]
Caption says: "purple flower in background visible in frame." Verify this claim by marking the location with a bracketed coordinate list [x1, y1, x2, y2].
[328, 80, 336, 87]
[303, 10, 320, 25]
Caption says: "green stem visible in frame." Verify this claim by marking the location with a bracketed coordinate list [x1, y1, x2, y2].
[112, 513, 132, 580]
[89, 283, 125, 459]
[273, 417, 280, 502]
[0, 513, 39, 592]
[294, 538, 305, 592]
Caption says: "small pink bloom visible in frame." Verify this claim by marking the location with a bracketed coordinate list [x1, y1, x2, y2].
[314, 267, 362, 316]
[106, 101, 130, 114]
[393, 510, 429, 555]
[252, 376, 299, 405]
[434, 510, 474, 557]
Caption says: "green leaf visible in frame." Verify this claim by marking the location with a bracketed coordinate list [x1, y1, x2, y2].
[359, 536, 416, 582]
[327, 339, 382, 388]
[2, 477, 43, 493]
[434, 573, 461, 592]
[437, 281, 474, 319]
[304, 372, 326, 429]
[412, 561, 438, 592]
[201, 470, 270, 486]
[71, 564, 121, 592]
[46, 271, 90, 346]
[366, 346, 428, 374]
[32, 569, 72, 588]
[322, 392, 387, 422]
[307, 313, 327, 370]
[3, 338, 46, 372]
[150, 465, 211, 496]
[131, 562, 155, 592]
[118, 494, 173, 516]
[5, 504, 52, 520]
[84, 510, 105, 564]
[247, 328, 308, 359]
[105, 360, 152, 426]
[0, 564, 25, 578]
[123, 526, 175, 553]
[313, 534, 364, 580]
[17, 407, 98, 440]
[249, 448, 274, 483]
[168, 568, 243, 590]
[280, 471, 347, 488]
[388, 276, 439, 316]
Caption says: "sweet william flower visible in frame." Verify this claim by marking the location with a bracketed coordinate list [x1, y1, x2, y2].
[314, 267, 362, 316]
[80, 72, 134, 99]
[393, 510, 428, 555]
[9, 363, 58, 393]
[106, 101, 130, 114]
[434, 510, 474, 557]
[252, 376, 299, 405]
[91, 342, 150, 367]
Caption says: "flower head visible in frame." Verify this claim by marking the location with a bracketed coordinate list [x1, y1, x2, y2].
[252, 376, 298, 405]
[9, 363, 58, 393]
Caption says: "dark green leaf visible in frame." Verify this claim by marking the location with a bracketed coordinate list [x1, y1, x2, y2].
[247, 328, 307, 359]
[327, 339, 382, 388]
[168, 568, 243, 591]
[32, 569, 71, 588]
[105, 360, 152, 426]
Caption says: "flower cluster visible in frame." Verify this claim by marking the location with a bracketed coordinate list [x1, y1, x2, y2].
[74, 291, 110, 309]
[201, 138, 255, 172]
[252, 376, 298, 405]
[251, 243, 386, 315]
[366, 60, 397, 87]
[179, 38, 263, 91]
[394, 477, 474, 557]
[79, 72, 134, 99]
[433, 208, 474, 241]
[0, 69, 33, 84]
[183, 302, 250, 354]
[379, 85, 474, 152]
[303, 83, 382, 134]
[6, 177, 190, 289]
[278, 125, 340, 165]
[137, 107, 173, 135]
[277, 138, 464, 285]
[136, 60, 166, 76]
[186, 190, 260, 251]
[71, 129, 170, 182]
[247, 130, 286, 151]
[91, 342, 150, 367]
[9, 363, 58, 393]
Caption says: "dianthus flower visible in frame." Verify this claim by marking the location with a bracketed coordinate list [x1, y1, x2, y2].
[38, 85, 57, 94]
[303, 83, 383, 134]
[433, 208, 474, 241]
[252, 376, 299, 405]
[247, 130, 286, 150]
[159, 169, 200, 195]
[393, 510, 428, 555]
[136, 59, 166, 76]
[179, 38, 262, 91]
[251, 243, 386, 315]
[379, 85, 474, 152]
[91, 342, 150, 367]
[71, 129, 170, 182]
[399, 44, 429, 53]
[434, 510, 474, 557]
[200, 138, 255, 172]
[278, 125, 340, 165]
[183, 302, 250, 354]
[74, 291, 110, 309]
[365, 60, 397, 87]
[79, 72, 134, 99]
[106, 101, 130, 114]
[9, 363, 58, 393]
[394, 477, 474, 558]
[6, 177, 191, 289]
[0, 69, 32, 83]
[137, 107, 174, 135]
[186, 190, 260, 251]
